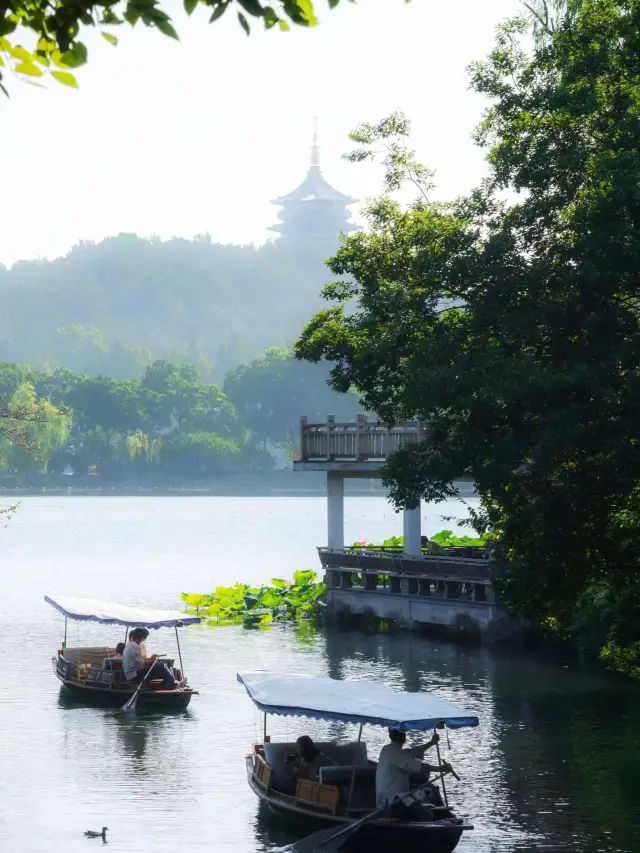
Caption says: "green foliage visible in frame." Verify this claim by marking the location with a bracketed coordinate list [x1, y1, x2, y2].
[0, 0, 349, 94]
[181, 571, 325, 628]
[0, 344, 354, 481]
[600, 641, 640, 679]
[161, 431, 240, 475]
[296, 0, 640, 674]
[223, 346, 362, 447]
[430, 530, 485, 548]
[344, 111, 434, 201]
[0, 383, 69, 473]
[350, 530, 486, 550]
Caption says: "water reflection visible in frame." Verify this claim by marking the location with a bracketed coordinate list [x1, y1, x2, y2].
[111, 714, 164, 773]
[254, 803, 302, 851]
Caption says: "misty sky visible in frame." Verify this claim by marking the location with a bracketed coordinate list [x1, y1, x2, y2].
[1, 0, 518, 266]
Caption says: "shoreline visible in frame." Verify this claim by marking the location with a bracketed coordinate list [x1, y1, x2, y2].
[0, 486, 479, 498]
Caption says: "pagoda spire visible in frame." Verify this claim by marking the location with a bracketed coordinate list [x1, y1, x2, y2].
[310, 117, 320, 170]
[268, 120, 360, 247]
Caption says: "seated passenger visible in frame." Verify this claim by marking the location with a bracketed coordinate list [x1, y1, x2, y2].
[103, 642, 126, 670]
[122, 628, 178, 690]
[128, 629, 150, 658]
[288, 736, 333, 781]
[376, 728, 451, 821]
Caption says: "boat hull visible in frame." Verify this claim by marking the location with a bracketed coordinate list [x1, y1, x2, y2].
[246, 757, 468, 853]
[53, 662, 194, 710]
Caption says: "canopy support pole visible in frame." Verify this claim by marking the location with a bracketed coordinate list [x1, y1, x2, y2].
[434, 725, 448, 807]
[263, 713, 268, 743]
[63, 618, 67, 647]
[175, 626, 185, 680]
[347, 724, 363, 809]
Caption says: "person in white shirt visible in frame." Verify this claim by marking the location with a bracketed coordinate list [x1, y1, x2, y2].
[376, 728, 451, 820]
[122, 628, 178, 690]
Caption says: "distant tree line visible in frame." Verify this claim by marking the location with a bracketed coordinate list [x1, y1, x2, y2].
[0, 235, 333, 381]
[0, 348, 361, 485]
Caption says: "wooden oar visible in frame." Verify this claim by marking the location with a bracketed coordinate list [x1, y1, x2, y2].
[122, 659, 158, 712]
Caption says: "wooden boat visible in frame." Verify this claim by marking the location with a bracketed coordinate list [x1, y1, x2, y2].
[238, 672, 478, 853]
[45, 594, 200, 709]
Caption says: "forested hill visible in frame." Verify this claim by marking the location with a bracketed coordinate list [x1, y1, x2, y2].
[0, 234, 331, 380]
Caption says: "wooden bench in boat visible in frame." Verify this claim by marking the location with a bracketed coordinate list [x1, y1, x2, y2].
[295, 779, 340, 815]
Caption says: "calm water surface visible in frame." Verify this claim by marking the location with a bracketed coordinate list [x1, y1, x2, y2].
[1, 497, 638, 853]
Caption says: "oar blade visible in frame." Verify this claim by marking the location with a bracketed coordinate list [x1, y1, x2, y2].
[121, 688, 140, 712]
[275, 823, 360, 853]
[275, 805, 387, 853]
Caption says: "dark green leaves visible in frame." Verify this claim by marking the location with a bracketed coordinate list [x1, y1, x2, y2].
[209, 2, 229, 21]
[296, 1, 640, 674]
[184, 0, 199, 14]
[155, 18, 179, 39]
[238, 0, 266, 15]
[61, 42, 88, 68]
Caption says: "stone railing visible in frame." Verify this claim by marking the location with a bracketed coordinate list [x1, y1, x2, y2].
[298, 415, 425, 463]
[319, 547, 494, 604]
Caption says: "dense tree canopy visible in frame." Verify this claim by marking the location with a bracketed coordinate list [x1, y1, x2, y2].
[296, 0, 640, 671]
[0, 0, 352, 93]
[223, 346, 362, 446]
[0, 347, 355, 482]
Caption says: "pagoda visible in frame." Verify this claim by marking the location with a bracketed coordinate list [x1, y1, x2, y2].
[269, 123, 359, 247]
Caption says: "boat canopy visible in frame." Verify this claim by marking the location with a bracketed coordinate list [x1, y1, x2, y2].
[237, 672, 478, 731]
[45, 595, 201, 629]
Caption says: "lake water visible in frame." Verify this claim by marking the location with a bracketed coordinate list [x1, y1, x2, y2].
[1, 496, 639, 853]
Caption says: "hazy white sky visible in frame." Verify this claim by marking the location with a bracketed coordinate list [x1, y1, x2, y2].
[0, 0, 518, 266]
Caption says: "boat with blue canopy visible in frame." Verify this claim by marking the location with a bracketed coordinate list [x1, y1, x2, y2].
[46, 595, 200, 709]
[238, 671, 478, 852]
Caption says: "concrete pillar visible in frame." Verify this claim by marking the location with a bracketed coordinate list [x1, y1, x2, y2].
[403, 505, 421, 555]
[327, 471, 345, 550]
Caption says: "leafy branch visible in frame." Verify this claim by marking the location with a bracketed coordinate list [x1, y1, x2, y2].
[343, 111, 434, 204]
[0, 0, 355, 94]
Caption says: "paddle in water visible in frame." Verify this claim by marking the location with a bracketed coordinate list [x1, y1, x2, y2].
[122, 659, 158, 712]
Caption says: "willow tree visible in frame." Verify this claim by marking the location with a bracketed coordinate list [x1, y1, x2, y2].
[0, 382, 69, 474]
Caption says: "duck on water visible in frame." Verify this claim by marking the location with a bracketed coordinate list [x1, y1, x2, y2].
[84, 827, 108, 841]
[238, 672, 479, 853]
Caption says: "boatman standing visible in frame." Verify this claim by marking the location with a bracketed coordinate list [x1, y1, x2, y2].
[376, 728, 451, 820]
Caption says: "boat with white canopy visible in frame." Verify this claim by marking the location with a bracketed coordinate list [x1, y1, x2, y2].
[46, 595, 200, 709]
[238, 671, 478, 852]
